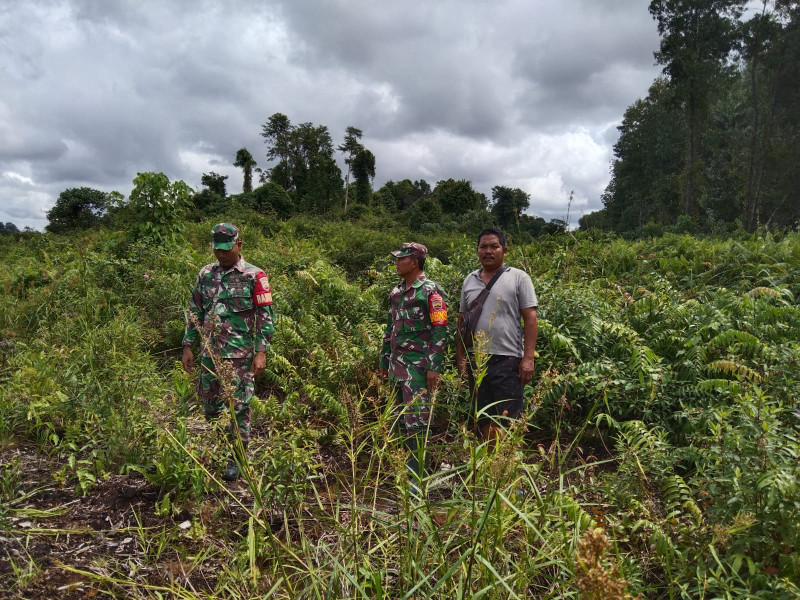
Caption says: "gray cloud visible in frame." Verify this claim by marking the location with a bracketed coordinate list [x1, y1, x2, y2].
[0, 0, 661, 230]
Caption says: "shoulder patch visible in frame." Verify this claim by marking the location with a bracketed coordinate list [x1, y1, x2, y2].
[253, 271, 273, 306]
[428, 292, 447, 326]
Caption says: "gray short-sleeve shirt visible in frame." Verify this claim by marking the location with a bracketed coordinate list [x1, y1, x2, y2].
[459, 266, 538, 357]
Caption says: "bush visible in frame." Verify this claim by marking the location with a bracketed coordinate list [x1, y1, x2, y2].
[249, 182, 294, 219]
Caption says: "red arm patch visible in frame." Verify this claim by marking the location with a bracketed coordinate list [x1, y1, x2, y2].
[253, 272, 273, 306]
[428, 292, 447, 326]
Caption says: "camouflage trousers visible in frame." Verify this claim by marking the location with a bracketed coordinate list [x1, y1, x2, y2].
[389, 365, 432, 434]
[198, 354, 253, 444]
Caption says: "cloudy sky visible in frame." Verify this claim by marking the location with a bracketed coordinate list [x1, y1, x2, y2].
[0, 0, 665, 231]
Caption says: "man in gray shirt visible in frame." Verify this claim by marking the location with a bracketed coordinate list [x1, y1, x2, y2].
[456, 228, 538, 437]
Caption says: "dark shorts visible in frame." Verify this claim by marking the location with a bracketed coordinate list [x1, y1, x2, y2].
[468, 354, 524, 424]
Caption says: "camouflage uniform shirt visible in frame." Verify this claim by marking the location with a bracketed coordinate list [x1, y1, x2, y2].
[380, 274, 448, 380]
[182, 256, 274, 358]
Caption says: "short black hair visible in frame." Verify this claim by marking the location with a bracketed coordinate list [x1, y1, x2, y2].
[477, 227, 506, 248]
[415, 255, 426, 271]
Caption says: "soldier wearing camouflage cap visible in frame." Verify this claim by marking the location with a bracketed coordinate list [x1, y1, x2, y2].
[379, 242, 448, 497]
[182, 223, 275, 482]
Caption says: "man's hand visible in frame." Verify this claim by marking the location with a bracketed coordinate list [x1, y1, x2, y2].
[427, 370, 441, 393]
[252, 351, 267, 378]
[518, 356, 535, 386]
[182, 346, 194, 373]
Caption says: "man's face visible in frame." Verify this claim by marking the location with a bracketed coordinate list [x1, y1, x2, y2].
[214, 240, 242, 268]
[395, 254, 418, 277]
[477, 234, 507, 271]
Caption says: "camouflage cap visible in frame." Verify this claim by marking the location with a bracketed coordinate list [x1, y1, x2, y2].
[211, 223, 239, 250]
[391, 242, 428, 259]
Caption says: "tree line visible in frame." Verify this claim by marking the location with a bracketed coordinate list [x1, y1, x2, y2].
[42, 1, 798, 241]
[44, 109, 567, 241]
[581, 0, 800, 234]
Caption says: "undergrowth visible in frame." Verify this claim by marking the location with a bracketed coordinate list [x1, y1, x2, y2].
[1, 217, 799, 598]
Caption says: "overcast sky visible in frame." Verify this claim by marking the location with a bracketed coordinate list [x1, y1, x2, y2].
[0, 0, 666, 231]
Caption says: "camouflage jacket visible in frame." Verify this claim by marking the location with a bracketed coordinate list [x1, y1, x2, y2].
[379, 274, 448, 380]
[182, 256, 274, 359]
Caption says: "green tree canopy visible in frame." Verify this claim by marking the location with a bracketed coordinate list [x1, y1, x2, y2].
[46, 187, 109, 234]
[200, 172, 228, 197]
[433, 178, 487, 214]
[376, 179, 420, 211]
[414, 180, 432, 197]
[246, 182, 294, 219]
[261, 113, 343, 211]
[490, 186, 530, 230]
[261, 112, 293, 189]
[405, 196, 443, 232]
[587, 2, 800, 234]
[0, 222, 20, 235]
[117, 172, 193, 245]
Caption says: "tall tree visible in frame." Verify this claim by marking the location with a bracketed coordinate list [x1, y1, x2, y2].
[261, 113, 293, 189]
[741, 1, 800, 229]
[290, 122, 341, 211]
[234, 148, 257, 193]
[261, 114, 343, 211]
[46, 187, 109, 234]
[201, 172, 228, 197]
[338, 126, 363, 211]
[352, 149, 376, 206]
[649, 0, 745, 216]
[603, 78, 685, 231]
[304, 152, 343, 212]
[490, 186, 530, 230]
[588, 0, 799, 234]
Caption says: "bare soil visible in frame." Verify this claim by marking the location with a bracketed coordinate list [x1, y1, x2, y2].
[0, 444, 254, 599]
[0, 426, 616, 599]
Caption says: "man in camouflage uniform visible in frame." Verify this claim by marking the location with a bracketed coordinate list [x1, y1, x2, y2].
[181, 223, 274, 481]
[379, 242, 448, 495]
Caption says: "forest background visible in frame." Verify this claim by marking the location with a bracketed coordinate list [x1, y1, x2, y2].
[1, 1, 800, 599]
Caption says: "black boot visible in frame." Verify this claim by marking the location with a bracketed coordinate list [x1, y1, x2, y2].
[404, 433, 427, 499]
[222, 440, 247, 482]
[222, 458, 239, 482]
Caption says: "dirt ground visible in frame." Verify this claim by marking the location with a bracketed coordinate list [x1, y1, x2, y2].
[0, 444, 260, 599]
[0, 426, 613, 599]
